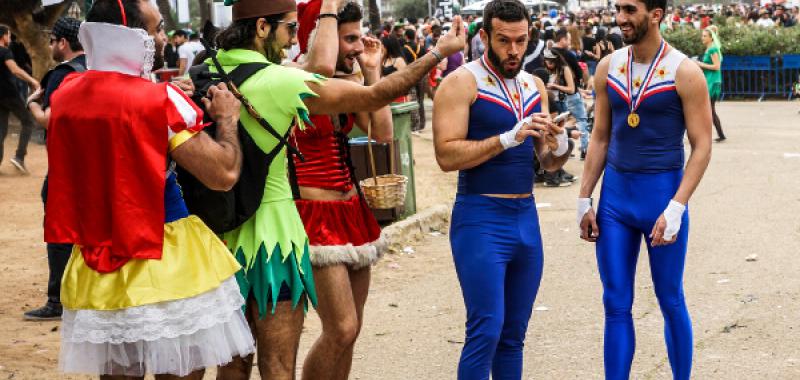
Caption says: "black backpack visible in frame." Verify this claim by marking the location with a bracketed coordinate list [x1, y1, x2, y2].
[177, 55, 302, 234]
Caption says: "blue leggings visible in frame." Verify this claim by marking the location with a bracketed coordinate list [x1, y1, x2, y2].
[450, 194, 544, 380]
[596, 166, 692, 380]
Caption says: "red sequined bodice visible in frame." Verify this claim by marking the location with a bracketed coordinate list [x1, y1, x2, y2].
[292, 113, 356, 192]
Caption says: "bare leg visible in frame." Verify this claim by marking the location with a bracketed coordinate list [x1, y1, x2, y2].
[302, 264, 360, 380]
[155, 369, 206, 380]
[217, 296, 257, 380]
[333, 266, 372, 380]
[255, 298, 305, 379]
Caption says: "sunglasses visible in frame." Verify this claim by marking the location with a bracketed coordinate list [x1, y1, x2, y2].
[276, 20, 298, 36]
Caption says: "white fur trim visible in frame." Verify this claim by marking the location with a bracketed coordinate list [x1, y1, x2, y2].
[309, 236, 387, 269]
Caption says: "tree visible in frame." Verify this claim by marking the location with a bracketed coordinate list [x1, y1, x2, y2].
[394, 0, 428, 20]
[156, 0, 176, 31]
[367, 0, 380, 32]
[0, 0, 73, 79]
[198, 0, 210, 26]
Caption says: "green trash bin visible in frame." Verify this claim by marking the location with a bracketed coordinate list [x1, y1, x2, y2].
[349, 101, 418, 220]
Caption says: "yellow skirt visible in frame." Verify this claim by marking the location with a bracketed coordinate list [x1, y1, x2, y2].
[60, 215, 241, 310]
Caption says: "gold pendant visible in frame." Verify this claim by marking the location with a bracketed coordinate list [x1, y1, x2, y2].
[627, 113, 640, 128]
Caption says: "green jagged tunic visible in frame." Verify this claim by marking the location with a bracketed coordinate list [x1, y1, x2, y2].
[212, 49, 324, 317]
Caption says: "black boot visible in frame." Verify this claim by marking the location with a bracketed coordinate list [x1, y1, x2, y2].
[23, 302, 62, 321]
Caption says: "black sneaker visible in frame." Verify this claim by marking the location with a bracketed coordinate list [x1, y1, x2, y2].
[714, 137, 726, 143]
[534, 170, 546, 183]
[10, 157, 29, 175]
[559, 169, 577, 183]
[543, 172, 572, 187]
[23, 303, 62, 321]
[580, 149, 587, 161]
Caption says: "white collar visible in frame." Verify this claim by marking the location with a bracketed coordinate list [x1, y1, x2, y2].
[79, 22, 155, 78]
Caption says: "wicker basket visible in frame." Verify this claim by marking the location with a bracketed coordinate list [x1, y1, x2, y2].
[359, 123, 408, 209]
[360, 174, 408, 209]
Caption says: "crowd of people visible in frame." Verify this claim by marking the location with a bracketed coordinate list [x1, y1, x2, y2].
[1, 0, 719, 378]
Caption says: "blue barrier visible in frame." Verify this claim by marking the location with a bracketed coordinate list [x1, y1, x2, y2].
[780, 55, 800, 100]
[720, 54, 800, 100]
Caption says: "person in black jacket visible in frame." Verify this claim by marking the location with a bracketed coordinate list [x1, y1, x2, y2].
[0, 25, 40, 174]
[24, 17, 86, 321]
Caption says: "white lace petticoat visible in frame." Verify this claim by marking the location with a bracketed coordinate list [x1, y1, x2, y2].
[59, 277, 254, 376]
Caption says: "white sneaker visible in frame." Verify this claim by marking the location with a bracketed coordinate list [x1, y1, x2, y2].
[10, 157, 29, 175]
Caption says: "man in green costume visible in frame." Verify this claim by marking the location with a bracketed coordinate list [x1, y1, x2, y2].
[212, 0, 466, 378]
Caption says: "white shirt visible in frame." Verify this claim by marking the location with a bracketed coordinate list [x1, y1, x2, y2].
[756, 17, 776, 27]
[178, 40, 204, 67]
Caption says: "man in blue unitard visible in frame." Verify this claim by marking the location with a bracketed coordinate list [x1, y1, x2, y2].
[433, 1, 571, 378]
[577, 0, 712, 378]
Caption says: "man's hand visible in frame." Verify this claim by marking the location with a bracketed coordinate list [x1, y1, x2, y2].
[172, 77, 195, 98]
[434, 15, 466, 57]
[29, 81, 41, 94]
[579, 205, 599, 242]
[649, 200, 686, 247]
[358, 36, 382, 71]
[201, 83, 240, 128]
[499, 113, 549, 149]
[543, 115, 564, 152]
[26, 88, 43, 106]
[517, 113, 551, 141]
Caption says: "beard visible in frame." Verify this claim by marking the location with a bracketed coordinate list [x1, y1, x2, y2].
[621, 18, 649, 44]
[487, 39, 522, 78]
[152, 50, 165, 71]
[336, 52, 360, 74]
[52, 50, 64, 63]
[152, 39, 165, 71]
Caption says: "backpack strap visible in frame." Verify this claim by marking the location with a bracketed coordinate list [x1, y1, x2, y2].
[286, 145, 302, 200]
[64, 59, 86, 73]
[228, 62, 268, 88]
[224, 62, 305, 161]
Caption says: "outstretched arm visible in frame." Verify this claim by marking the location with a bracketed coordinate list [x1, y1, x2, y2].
[303, 16, 466, 115]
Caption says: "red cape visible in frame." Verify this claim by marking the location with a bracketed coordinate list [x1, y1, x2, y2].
[45, 71, 194, 273]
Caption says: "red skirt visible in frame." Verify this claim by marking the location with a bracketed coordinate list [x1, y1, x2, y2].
[295, 195, 385, 268]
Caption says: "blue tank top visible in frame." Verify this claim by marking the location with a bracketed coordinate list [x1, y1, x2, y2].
[606, 44, 688, 173]
[458, 56, 543, 194]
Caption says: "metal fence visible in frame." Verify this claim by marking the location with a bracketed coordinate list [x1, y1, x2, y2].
[721, 55, 800, 101]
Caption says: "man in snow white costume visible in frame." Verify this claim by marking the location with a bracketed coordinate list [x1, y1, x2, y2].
[44, 0, 254, 378]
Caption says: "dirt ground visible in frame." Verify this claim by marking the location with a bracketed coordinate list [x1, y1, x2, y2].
[1, 101, 799, 379]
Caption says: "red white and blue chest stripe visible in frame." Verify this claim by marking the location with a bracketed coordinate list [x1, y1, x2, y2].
[465, 56, 542, 124]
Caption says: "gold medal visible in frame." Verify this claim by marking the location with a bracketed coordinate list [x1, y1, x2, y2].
[625, 41, 667, 130]
[627, 113, 640, 128]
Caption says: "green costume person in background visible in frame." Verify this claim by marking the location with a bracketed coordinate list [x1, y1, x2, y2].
[211, 1, 467, 379]
[696, 26, 725, 142]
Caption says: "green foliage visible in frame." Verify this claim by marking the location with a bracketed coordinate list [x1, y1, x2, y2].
[393, 0, 428, 19]
[663, 27, 704, 57]
[665, 25, 800, 57]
